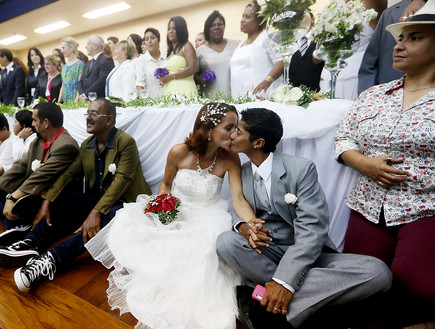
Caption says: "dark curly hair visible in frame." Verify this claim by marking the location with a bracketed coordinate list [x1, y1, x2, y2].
[204, 10, 225, 42]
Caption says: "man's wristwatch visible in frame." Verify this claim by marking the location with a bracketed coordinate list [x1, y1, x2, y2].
[6, 193, 18, 203]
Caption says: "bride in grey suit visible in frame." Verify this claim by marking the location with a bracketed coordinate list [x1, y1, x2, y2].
[217, 108, 392, 328]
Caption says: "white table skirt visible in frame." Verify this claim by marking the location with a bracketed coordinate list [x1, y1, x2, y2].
[6, 99, 358, 251]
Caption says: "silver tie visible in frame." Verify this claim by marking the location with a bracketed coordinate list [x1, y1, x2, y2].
[299, 37, 309, 57]
[254, 171, 270, 212]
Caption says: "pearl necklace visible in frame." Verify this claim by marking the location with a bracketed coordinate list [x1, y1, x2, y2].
[196, 152, 218, 175]
[404, 84, 435, 92]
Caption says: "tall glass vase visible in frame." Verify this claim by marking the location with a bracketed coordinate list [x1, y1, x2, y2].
[316, 47, 355, 99]
[267, 10, 312, 84]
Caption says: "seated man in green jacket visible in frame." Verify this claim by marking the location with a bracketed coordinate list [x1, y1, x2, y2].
[1, 99, 151, 291]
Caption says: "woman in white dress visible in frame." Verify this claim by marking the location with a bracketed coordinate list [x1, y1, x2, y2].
[230, 0, 283, 98]
[86, 102, 260, 329]
[196, 10, 239, 97]
[105, 40, 137, 102]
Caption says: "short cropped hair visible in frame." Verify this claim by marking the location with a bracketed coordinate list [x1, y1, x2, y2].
[15, 110, 35, 132]
[0, 113, 9, 130]
[89, 35, 105, 50]
[95, 98, 116, 121]
[0, 49, 13, 62]
[34, 102, 64, 128]
[240, 108, 283, 153]
[144, 28, 161, 42]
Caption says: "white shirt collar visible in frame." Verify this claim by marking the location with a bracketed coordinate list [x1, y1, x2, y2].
[93, 52, 103, 61]
[251, 152, 273, 181]
[144, 50, 165, 62]
[6, 62, 14, 72]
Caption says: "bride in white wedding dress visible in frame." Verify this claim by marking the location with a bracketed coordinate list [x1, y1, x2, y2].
[86, 103, 260, 329]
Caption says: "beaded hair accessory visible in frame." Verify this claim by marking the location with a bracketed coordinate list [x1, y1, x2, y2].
[200, 103, 227, 126]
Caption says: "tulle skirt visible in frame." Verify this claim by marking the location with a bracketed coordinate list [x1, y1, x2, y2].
[86, 195, 241, 329]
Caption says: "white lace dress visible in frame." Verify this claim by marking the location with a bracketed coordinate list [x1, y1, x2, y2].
[86, 168, 241, 329]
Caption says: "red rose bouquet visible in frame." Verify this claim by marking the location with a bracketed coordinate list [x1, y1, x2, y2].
[144, 193, 181, 225]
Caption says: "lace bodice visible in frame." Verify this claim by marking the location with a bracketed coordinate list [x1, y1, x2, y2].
[172, 168, 223, 208]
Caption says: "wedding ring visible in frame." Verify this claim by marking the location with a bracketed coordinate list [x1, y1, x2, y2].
[282, 310, 287, 314]
[402, 16, 408, 19]
[378, 181, 382, 185]
[273, 307, 279, 311]
[387, 157, 392, 166]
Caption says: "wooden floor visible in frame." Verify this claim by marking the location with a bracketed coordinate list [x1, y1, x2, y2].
[0, 226, 244, 329]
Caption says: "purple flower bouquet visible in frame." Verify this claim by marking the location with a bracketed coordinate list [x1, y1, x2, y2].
[201, 70, 216, 83]
[154, 68, 169, 79]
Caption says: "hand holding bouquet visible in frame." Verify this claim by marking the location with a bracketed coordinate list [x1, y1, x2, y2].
[154, 68, 169, 79]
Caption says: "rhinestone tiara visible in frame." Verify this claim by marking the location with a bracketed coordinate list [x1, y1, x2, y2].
[200, 103, 227, 126]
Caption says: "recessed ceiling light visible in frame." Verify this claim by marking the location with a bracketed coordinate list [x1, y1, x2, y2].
[82, 2, 131, 19]
[0, 35, 27, 45]
[34, 21, 71, 34]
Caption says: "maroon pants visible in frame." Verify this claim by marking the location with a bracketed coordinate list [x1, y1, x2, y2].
[343, 210, 435, 306]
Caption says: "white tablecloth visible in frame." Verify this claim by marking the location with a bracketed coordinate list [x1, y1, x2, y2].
[7, 99, 358, 250]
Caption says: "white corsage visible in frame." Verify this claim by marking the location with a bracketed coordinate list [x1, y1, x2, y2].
[284, 193, 298, 205]
[31, 159, 41, 171]
[108, 163, 116, 175]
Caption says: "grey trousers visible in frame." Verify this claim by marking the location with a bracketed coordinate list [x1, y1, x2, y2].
[216, 231, 392, 328]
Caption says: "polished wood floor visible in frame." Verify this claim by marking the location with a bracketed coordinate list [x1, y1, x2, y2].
[0, 226, 245, 329]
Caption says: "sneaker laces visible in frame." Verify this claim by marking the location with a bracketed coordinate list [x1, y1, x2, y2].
[23, 252, 56, 282]
[8, 239, 34, 251]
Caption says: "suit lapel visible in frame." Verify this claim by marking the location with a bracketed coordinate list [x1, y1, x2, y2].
[242, 164, 256, 210]
[103, 147, 117, 179]
[271, 152, 292, 223]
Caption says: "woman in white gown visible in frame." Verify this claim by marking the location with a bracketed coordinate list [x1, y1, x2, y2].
[86, 102, 260, 329]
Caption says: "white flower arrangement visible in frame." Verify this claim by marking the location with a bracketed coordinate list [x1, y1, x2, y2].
[31, 159, 41, 171]
[269, 84, 315, 106]
[108, 163, 117, 175]
[284, 193, 298, 204]
[311, 0, 377, 64]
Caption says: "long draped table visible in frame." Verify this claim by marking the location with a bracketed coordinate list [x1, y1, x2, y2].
[7, 99, 358, 251]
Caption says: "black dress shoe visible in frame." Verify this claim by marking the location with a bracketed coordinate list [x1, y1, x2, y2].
[236, 285, 256, 329]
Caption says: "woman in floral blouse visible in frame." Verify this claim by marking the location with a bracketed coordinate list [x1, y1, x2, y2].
[335, 4, 434, 325]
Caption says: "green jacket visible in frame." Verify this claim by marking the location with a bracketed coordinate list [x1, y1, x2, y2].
[44, 129, 151, 214]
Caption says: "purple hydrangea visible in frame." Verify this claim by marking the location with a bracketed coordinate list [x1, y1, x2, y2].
[201, 70, 216, 83]
[154, 68, 169, 79]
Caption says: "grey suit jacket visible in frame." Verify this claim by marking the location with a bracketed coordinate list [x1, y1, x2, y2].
[238, 152, 337, 290]
[0, 129, 79, 195]
[357, 0, 410, 94]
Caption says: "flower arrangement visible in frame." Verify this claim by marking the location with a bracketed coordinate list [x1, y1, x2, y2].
[257, 0, 315, 45]
[201, 70, 216, 84]
[144, 193, 181, 225]
[311, 0, 377, 65]
[269, 83, 315, 107]
[154, 68, 169, 79]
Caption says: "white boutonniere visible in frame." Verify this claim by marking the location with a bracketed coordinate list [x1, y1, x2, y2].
[10, 67, 14, 72]
[31, 159, 41, 171]
[284, 193, 298, 205]
[108, 163, 116, 175]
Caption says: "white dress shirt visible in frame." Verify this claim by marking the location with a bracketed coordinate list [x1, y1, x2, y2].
[135, 51, 165, 98]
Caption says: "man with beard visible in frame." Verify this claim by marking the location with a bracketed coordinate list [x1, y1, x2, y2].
[1, 99, 151, 292]
[0, 103, 79, 243]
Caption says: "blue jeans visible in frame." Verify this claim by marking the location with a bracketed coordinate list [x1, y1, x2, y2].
[27, 191, 122, 267]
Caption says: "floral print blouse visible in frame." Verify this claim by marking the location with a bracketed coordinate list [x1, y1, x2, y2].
[335, 77, 434, 226]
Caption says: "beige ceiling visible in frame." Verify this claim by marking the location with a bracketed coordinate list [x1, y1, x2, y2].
[0, 0, 216, 52]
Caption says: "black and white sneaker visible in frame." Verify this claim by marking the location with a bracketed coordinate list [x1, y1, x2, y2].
[0, 239, 39, 268]
[14, 251, 56, 292]
[0, 225, 32, 247]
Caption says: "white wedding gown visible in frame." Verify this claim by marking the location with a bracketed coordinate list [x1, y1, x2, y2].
[86, 168, 241, 329]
